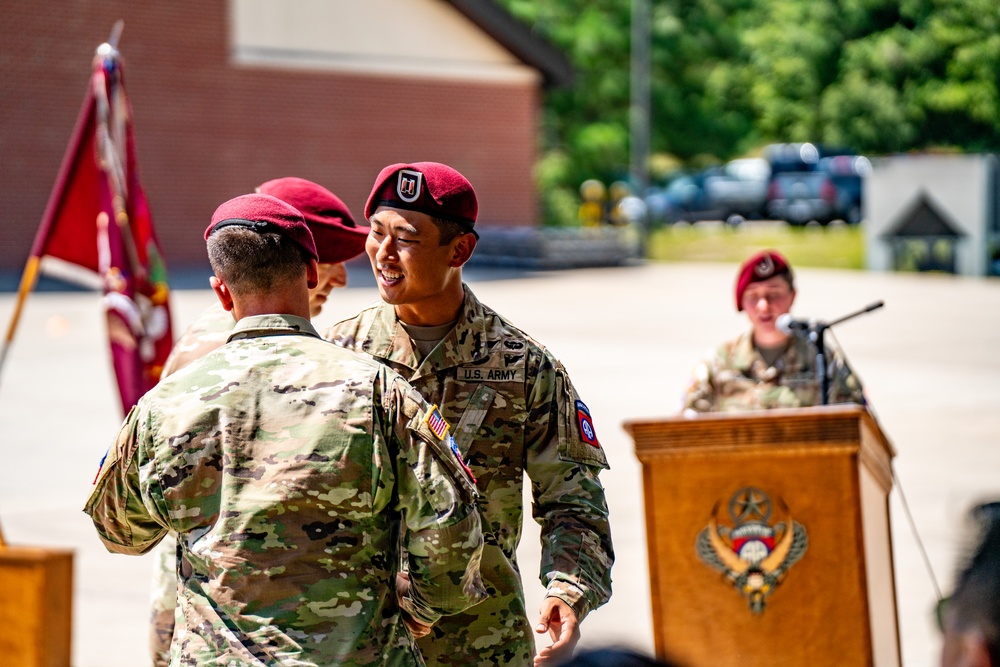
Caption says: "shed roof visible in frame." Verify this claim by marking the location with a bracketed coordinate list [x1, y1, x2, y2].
[883, 192, 966, 238]
[448, 0, 573, 87]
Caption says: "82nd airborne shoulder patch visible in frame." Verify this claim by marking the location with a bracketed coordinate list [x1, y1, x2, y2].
[576, 400, 600, 448]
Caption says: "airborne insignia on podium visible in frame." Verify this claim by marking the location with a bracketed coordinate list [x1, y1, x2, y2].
[695, 486, 808, 614]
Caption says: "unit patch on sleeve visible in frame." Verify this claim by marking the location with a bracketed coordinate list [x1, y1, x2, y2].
[424, 405, 450, 440]
[575, 400, 600, 448]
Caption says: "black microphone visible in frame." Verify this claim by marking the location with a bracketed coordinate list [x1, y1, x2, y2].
[776, 313, 813, 335]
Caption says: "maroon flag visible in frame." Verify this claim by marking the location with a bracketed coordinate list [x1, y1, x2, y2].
[4, 32, 173, 415]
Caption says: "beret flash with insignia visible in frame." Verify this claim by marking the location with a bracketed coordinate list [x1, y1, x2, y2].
[365, 162, 479, 238]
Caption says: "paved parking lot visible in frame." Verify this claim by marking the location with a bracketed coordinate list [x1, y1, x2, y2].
[2, 260, 998, 666]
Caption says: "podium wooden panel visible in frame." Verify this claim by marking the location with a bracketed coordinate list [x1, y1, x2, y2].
[0, 546, 73, 667]
[624, 405, 899, 667]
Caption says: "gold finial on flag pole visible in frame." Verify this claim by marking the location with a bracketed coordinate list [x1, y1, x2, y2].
[108, 19, 124, 49]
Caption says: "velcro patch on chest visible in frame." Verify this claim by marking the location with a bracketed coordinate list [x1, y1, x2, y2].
[459, 340, 526, 382]
[459, 366, 523, 382]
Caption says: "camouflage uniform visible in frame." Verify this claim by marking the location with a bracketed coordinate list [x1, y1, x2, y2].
[159, 302, 234, 378]
[149, 301, 236, 665]
[85, 314, 486, 667]
[682, 328, 865, 412]
[325, 286, 614, 666]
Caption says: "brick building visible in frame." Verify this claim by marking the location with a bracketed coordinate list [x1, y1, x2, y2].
[0, 0, 570, 274]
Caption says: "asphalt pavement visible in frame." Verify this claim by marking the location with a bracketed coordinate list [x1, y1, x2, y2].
[1, 260, 998, 667]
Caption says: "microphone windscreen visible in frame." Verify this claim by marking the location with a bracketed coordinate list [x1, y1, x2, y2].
[776, 313, 795, 335]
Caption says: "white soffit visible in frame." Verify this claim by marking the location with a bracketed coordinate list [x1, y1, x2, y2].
[230, 0, 540, 84]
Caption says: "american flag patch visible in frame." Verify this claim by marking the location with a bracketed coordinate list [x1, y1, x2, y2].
[424, 405, 450, 440]
[448, 434, 477, 483]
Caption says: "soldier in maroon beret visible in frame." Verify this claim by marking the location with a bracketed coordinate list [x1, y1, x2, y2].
[734, 249, 793, 313]
[205, 192, 319, 259]
[257, 177, 369, 317]
[680, 249, 866, 413]
[149, 181, 367, 667]
[161, 178, 366, 377]
[326, 161, 614, 666]
[90, 191, 485, 667]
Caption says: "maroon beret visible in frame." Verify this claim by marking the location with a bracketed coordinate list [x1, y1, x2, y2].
[206, 193, 318, 262]
[365, 162, 478, 237]
[735, 250, 792, 311]
[256, 177, 368, 264]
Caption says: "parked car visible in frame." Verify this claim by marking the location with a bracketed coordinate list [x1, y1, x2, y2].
[764, 142, 853, 175]
[767, 170, 835, 226]
[819, 155, 871, 225]
[644, 171, 723, 224]
[766, 150, 871, 226]
[703, 157, 771, 222]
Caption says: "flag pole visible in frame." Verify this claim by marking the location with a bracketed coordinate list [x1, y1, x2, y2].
[95, 21, 145, 283]
[108, 19, 124, 48]
[0, 256, 42, 386]
[0, 21, 125, 390]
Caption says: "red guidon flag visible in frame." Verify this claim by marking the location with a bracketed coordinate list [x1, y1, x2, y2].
[15, 35, 173, 415]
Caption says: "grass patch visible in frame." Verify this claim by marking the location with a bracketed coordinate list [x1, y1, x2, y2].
[645, 221, 864, 269]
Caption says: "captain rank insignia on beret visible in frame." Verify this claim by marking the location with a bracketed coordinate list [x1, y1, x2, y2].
[397, 170, 423, 202]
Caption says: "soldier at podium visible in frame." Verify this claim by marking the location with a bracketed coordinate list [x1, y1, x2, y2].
[681, 249, 865, 413]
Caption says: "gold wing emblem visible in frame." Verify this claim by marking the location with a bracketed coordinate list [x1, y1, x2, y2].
[761, 519, 809, 574]
[696, 505, 748, 576]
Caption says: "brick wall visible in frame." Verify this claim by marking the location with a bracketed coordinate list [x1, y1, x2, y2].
[0, 0, 540, 273]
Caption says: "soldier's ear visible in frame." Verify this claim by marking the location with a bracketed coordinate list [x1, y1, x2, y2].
[449, 232, 477, 268]
[305, 258, 319, 289]
[210, 275, 235, 312]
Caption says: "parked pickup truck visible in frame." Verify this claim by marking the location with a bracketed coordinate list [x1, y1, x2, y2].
[767, 155, 870, 226]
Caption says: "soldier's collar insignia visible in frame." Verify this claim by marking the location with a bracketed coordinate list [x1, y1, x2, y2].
[397, 169, 423, 203]
[696, 486, 808, 614]
[575, 400, 600, 448]
[424, 404, 450, 440]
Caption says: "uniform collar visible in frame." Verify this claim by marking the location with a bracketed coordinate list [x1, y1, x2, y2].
[367, 284, 490, 376]
[227, 314, 320, 342]
[733, 328, 810, 376]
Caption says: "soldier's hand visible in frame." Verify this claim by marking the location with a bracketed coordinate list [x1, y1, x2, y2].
[396, 572, 433, 638]
[396, 571, 410, 599]
[402, 612, 433, 638]
[533, 597, 580, 666]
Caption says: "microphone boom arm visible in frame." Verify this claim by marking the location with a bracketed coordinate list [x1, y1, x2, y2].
[807, 300, 884, 406]
[823, 300, 884, 329]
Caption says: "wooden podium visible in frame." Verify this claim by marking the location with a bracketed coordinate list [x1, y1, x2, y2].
[0, 545, 74, 667]
[624, 405, 900, 667]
